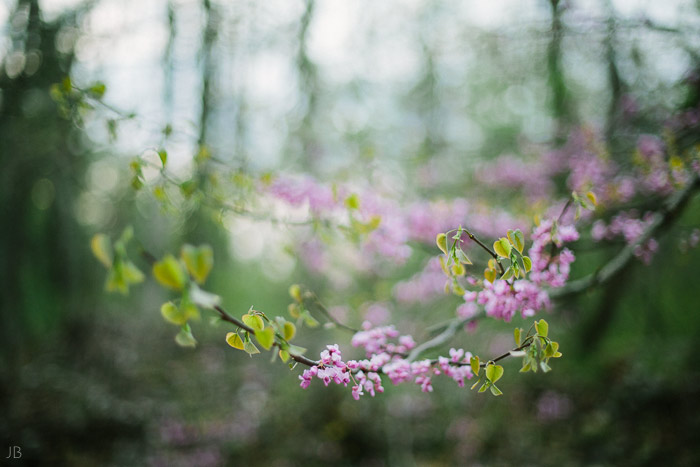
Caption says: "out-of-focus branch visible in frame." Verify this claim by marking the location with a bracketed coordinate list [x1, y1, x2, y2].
[551, 174, 700, 299]
[406, 317, 471, 362]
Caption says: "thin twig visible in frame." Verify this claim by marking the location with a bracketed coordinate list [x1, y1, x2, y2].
[458, 228, 506, 275]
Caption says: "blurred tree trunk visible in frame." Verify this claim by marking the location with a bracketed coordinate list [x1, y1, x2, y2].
[547, 0, 576, 141]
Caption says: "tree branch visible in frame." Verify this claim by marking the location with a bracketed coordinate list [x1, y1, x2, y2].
[212, 305, 320, 367]
[551, 174, 700, 299]
[406, 317, 471, 362]
[460, 228, 506, 275]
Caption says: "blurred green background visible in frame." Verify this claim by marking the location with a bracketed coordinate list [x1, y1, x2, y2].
[2, 0, 700, 465]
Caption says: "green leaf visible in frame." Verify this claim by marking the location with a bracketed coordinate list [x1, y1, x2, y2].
[439, 256, 449, 275]
[586, 191, 598, 207]
[243, 340, 260, 355]
[455, 248, 472, 265]
[512, 229, 525, 253]
[90, 234, 113, 267]
[540, 361, 552, 373]
[181, 244, 213, 284]
[289, 284, 302, 302]
[478, 382, 490, 393]
[88, 82, 106, 98]
[514, 328, 521, 346]
[180, 180, 197, 197]
[122, 261, 145, 284]
[522, 256, 532, 272]
[288, 303, 301, 319]
[226, 332, 244, 350]
[157, 149, 167, 167]
[195, 145, 211, 164]
[175, 324, 197, 348]
[484, 268, 496, 283]
[490, 384, 503, 396]
[436, 233, 448, 255]
[279, 349, 290, 362]
[255, 327, 275, 350]
[366, 216, 381, 232]
[493, 238, 512, 258]
[485, 364, 504, 383]
[471, 379, 481, 390]
[105, 267, 127, 294]
[301, 310, 319, 328]
[286, 344, 307, 356]
[512, 261, 521, 279]
[242, 313, 265, 332]
[153, 255, 187, 291]
[451, 262, 465, 276]
[470, 356, 480, 376]
[500, 267, 514, 281]
[345, 193, 360, 210]
[283, 321, 296, 341]
[161, 301, 185, 325]
[118, 225, 134, 244]
[535, 319, 549, 338]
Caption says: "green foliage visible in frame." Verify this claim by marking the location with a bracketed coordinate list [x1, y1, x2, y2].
[288, 284, 302, 302]
[345, 193, 360, 210]
[153, 254, 187, 291]
[175, 323, 197, 348]
[180, 244, 213, 284]
[225, 331, 244, 350]
[469, 319, 562, 396]
[255, 328, 275, 350]
[436, 233, 448, 255]
[160, 301, 200, 326]
[242, 311, 265, 332]
[494, 237, 512, 258]
[90, 228, 145, 295]
[518, 319, 562, 374]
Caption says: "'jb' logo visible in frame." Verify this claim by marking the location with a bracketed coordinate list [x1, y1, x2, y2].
[5, 446, 21, 459]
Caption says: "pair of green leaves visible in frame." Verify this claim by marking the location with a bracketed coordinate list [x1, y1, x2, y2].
[514, 319, 562, 374]
[287, 286, 321, 329]
[91, 227, 145, 295]
[436, 229, 473, 296]
[161, 301, 200, 326]
[152, 244, 216, 348]
[469, 319, 563, 396]
[152, 244, 214, 290]
[470, 355, 505, 396]
[226, 309, 300, 362]
[571, 190, 597, 220]
[492, 229, 532, 281]
[493, 229, 525, 257]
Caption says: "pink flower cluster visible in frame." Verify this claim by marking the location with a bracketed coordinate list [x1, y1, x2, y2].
[268, 176, 338, 215]
[528, 218, 579, 288]
[351, 321, 416, 357]
[591, 210, 659, 264]
[298, 344, 351, 389]
[462, 279, 550, 322]
[393, 257, 447, 304]
[450, 218, 578, 323]
[266, 175, 528, 266]
[382, 349, 473, 394]
[476, 154, 557, 202]
[300, 325, 474, 399]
